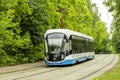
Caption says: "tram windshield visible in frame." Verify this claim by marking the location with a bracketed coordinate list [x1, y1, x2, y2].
[47, 33, 64, 53]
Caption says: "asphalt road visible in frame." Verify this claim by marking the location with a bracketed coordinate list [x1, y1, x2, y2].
[0, 54, 118, 80]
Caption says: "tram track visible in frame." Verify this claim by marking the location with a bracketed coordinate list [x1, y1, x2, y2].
[78, 54, 117, 80]
[13, 54, 109, 80]
[0, 54, 114, 80]
[0, 65, 44, 75]
[45, 54, 113, 80]
[57, 54, 117, 80]
[0, 54, 101, 76]
[64, 54, 110, 75]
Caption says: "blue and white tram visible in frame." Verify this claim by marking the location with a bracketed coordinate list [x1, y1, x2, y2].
[44, 29, 95, 66]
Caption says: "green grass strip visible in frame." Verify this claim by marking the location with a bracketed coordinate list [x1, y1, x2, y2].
[93, 54, 120, 80]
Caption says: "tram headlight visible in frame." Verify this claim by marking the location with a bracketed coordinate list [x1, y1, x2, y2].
[46, 55, 49, 59]
[61, 54, 64, 59]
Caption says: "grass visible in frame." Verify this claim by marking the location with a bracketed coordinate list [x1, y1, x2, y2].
[93, 54, 120, 80]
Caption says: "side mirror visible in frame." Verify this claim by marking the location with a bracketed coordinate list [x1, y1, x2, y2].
[64, 35, 68, 42]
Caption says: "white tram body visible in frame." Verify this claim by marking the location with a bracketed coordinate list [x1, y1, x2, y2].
[44, 29, 95, 66]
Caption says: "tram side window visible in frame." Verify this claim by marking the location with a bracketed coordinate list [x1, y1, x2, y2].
[91, 42, 94, 51]
[89, 41, 94, 52]
[71, 39, 78, 54]
[80, 39, 85, 53]
[71, 36, 84, 54]
[84, 39, 89, 52]
[89, 41, 92, 52]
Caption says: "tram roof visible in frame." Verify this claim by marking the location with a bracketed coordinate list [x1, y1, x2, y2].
[44, 29, 94, 40]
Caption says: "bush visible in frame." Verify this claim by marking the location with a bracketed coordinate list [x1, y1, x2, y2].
[0, 50, 9, 66]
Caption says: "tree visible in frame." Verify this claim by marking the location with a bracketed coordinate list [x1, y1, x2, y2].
[104, 0, 120, 53]
[0, 0, 32, 66]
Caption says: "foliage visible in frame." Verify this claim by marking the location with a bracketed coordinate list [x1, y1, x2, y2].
[86, 1, 109, 54]
[0, 0, 44, 66]
[104, 0, 120, 53]
[0, 0, 109, 66]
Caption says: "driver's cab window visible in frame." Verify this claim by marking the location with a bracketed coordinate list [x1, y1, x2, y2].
[62, 37, 69, 56]
[62, 38, 66, 52]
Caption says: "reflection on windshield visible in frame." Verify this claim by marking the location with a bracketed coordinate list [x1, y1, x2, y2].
[48, 38, 63, 53]
[47, 33, 64, 53]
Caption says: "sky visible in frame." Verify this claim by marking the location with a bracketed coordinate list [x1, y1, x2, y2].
[91, 0, 113, 33]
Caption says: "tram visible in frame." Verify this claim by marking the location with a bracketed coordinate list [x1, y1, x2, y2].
[44, 29, 95, 66]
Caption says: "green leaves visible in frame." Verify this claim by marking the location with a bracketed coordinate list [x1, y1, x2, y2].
[105, 0, 120, 52]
